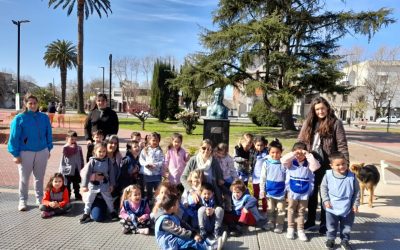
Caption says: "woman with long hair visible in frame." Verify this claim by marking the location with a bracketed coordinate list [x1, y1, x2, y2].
[8, 94, 53, 211]
[298, 96, 349, 234]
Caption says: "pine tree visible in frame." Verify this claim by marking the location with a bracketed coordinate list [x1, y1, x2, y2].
[180, 0, 395, 130]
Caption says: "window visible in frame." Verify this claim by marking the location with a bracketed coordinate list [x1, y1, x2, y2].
[343, 95, 348, 102]
[114, 91, 122, 97]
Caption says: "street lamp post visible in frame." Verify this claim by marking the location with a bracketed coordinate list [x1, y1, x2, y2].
[109, 54, 112, 109]
[12, 19, 30, 110]
[99, 66, 105, 93]
[348, 103, 352, 127]
[387, 98, 391, 133]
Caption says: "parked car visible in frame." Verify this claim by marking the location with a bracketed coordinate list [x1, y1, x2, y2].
[375, 116, 400, 123]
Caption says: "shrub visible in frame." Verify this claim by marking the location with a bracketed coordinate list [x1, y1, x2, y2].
[248, 101, 280, 127]
[175, 110, 199, 135]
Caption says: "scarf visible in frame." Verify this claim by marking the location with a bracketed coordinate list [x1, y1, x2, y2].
[196, 153, 212, 171]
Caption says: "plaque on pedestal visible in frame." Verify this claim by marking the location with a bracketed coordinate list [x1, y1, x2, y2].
[203, 119, 230, 147]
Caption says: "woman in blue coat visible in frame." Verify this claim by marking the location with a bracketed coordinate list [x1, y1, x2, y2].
[8, 94, 53, 211]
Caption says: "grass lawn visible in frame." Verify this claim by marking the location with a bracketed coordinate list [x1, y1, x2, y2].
[119, 118, 298, 154]
[365, 126, 400, 133]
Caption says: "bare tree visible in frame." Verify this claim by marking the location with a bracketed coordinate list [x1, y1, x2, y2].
[362, 47, 400, 119]
[123, 83, 151, 129]
[141, 56, 155, 88]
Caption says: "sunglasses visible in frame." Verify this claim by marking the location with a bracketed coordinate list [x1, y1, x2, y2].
[201, 146, 212, 151]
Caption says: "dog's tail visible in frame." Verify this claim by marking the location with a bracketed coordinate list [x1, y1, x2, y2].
[358, 164, 380, 185]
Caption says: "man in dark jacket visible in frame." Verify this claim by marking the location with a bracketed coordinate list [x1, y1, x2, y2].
[84, 94, 119, 143]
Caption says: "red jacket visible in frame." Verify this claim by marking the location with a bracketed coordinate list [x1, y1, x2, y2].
[42, 188, 70, 208]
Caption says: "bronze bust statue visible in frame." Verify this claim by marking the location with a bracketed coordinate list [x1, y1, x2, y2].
[207, 88, 229, 119]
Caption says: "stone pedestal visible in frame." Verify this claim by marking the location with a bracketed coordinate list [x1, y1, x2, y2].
[203, 119, 230, 147]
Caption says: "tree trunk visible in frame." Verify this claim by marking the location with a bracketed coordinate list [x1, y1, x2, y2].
[280, 106, 297, 131]
[77, 0, 85, 114]
[141, 120, 145, 130]
[61, 67, 67, 106]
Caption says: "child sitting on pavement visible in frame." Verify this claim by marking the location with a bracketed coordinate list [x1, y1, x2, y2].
[226, 179, 268, 236]
[155, 193, 216, 250]
[40, 173, 72, 218]
[198, 183, 227, 249]
[119, 184, 151, 235]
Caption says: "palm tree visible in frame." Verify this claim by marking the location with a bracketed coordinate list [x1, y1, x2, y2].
[44, 39, 77, 106]
[48, 0, 112, 113]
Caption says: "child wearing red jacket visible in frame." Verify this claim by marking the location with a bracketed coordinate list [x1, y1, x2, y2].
[40, 173, 71, 218]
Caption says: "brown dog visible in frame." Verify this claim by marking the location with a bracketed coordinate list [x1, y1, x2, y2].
[350, 163, 380, 208]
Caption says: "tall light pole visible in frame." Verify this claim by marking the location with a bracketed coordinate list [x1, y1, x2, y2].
[387, 98, 391, 133]
[99, 66, 105, 93]
[12, 19, 30, 110]
[109, 54, 112, 109]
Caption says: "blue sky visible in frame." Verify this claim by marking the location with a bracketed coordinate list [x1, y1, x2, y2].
[0, 0, 399, 91]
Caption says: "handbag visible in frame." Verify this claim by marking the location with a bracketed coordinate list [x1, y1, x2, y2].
[311, 133, 324, 165]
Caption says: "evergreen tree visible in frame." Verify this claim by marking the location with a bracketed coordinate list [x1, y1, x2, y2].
[150, 60, 178, 121]
[181, 0, 394, 130]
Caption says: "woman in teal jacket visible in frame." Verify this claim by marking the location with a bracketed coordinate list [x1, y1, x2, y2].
[8, 94, 53, 211]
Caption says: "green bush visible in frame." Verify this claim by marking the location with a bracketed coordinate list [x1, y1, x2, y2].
[249, 101, 280, 127]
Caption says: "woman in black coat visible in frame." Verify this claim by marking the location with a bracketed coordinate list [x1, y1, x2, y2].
[84, 93, 119, 144]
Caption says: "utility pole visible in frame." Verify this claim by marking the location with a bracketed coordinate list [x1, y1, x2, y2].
[109, 54, 112, 109]
[99, 66, 105, 93]
[12, 19, 30, 110]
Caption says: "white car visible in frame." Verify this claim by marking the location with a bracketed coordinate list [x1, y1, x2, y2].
[376, 116, 400, 123]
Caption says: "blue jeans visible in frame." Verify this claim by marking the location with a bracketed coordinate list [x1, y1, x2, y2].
[326, 210, 355, 242]
[90, 196, 108, 222]
[145, 181, 160, 202]
[175, 238, 207, 250]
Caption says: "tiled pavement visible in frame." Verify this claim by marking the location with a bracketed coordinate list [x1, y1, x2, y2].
[0, 191, 399, 250]
[1, 126, 400, 249]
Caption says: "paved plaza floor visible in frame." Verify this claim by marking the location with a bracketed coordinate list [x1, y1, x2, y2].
[0, 127, 400, 249]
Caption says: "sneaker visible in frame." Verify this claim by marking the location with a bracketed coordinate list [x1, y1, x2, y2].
[217, 236, 223, 250]
[326, 239, 335, 250]
[36, 199, 41, 206]
[110, 211, 119, 221]
[220, 231, 227, 245]
[18, 201, 27, 211]
[123, 227, 132, 234]
[265, 221, 275, 231]
[297, 230, 308, 242]
[200, 227, 208, 239]
[41, 211, 55, 219]
[286, 228, 295, 240]
[75, 193, 82, 200]
[274, 224, 284, 234]
[255, 218, 268, 229]
[304, 221, 316, 230]
[137, 228, 150, 235]
[229, 224, 242, 237]
[214, 226, 223, 238]
[340, 240, 353, 250]
[79, 213, 91, 224]
[319, 225, 327, 235]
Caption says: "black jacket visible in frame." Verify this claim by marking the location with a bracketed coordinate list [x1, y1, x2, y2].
[84, 107, 119, 140]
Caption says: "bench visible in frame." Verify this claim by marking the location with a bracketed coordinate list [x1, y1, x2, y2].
[380, 160, 400, 185]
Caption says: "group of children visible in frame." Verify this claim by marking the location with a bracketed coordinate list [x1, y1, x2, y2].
[39, 131, 359, 250]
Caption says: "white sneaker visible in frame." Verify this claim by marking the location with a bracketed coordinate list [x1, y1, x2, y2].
[18, 201, 27, 211]
[217, 231, 227, 250]
[286, 228, 295, 240]
[36, 199, 42, 206]
[136, 228, 150, 235]
[274, 224, 284, 234]
[297, 230, 308, 242]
